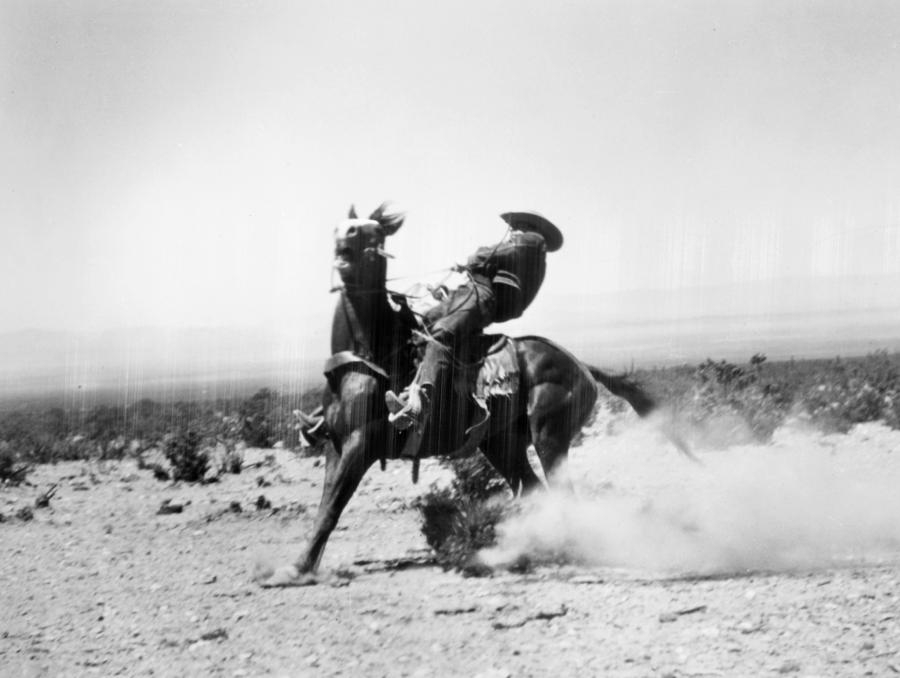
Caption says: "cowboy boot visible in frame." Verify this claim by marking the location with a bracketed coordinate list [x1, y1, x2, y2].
[385, 384, 427, 431]
[294, 408, 326, 447]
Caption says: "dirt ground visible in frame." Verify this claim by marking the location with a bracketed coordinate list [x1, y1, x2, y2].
[3, 417, 900, 678]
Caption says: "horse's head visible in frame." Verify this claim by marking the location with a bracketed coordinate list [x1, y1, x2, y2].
[334, 202, 404, 290]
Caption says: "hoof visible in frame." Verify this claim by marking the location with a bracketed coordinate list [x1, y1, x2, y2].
[254, 563, 318, 588]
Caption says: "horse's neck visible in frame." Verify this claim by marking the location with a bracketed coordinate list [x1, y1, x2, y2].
[331, 288, 392, 357]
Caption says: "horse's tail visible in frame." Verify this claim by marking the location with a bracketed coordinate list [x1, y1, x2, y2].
[584, 364, 701, 464]
[585, 364, 656, 417]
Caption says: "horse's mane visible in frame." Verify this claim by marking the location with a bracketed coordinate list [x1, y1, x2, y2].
[347, 202, 405, 233]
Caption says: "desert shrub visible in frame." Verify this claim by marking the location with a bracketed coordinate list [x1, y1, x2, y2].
[203, 413, 244, 475]
[82, 405, 123, 454]
[125, 398, 170, 445]
[0, 441, 31, 485]
[631, 351, 900, 441]
[416, 455, 513, 573]
[240, 388, 278, 448]
[163, 430, 210, 483]
[683, 354, 792, 444]
[222, 445, 244, 474]
[0, 384, 325, 469]
[800, 351, 900, 432]
[49, 436, 99, 462]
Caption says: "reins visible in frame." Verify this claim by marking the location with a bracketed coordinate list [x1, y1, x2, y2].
[329, 224, 512, 370]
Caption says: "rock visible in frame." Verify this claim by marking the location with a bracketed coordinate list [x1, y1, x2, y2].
[535, 604, 568, 620]
[737, 620, 765, 634]
[156, 500, 183, 515]
[432, 603, 478, 616]
[493, 605, 567, 629]
[34, 484, 58, 508]
[675, 605, 708, 616]
[199, 627, 228, 642]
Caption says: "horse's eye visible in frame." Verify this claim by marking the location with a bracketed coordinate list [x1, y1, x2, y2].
[346, 226, 358, 238]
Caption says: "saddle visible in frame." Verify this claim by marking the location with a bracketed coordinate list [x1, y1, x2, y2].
[398, 333, 520, 470]
[305, 292, 522, 479]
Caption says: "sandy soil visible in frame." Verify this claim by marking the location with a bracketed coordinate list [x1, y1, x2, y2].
[2, 418, 900, 677]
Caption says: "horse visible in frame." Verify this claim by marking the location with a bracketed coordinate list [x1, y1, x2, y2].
[256, 204, 687, 587]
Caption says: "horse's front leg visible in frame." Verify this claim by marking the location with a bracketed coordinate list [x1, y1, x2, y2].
[301, 424, 383, 571]
[257, 373, 385, 587]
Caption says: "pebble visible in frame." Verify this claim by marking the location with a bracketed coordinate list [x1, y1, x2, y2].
[777, 660, 802, 673]
[570, 575, 605, 585]
[473, 670, 511, 678]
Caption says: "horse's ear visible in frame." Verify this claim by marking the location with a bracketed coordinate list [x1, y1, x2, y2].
[370, 201, 405, 235]
[348, 205, 358, 219]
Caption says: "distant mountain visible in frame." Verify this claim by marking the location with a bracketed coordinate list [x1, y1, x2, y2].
[2, 274, 899, 402]
[533, 273, 900, 325]
[0, 326, 328, 402]
[500, 273, 900, 367]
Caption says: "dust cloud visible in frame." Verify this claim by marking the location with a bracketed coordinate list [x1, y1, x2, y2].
[480, 420, 900, 575]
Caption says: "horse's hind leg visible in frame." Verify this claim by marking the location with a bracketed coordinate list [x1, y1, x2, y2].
[480, 396, 542, 495]
[525, 383, 574, 488]
[529, 380, 601, 493]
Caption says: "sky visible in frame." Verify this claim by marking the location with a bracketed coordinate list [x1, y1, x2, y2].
[2, 0, 900, 350]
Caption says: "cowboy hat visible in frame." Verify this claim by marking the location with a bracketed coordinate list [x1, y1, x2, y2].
[500, 211, 563, 252]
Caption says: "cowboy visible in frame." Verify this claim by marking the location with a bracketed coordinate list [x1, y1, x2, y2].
[385, 211, 563, 435]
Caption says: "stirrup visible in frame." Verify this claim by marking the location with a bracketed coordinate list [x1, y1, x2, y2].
[385, 388, 422, 431]
[294, 409, 326, 447]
